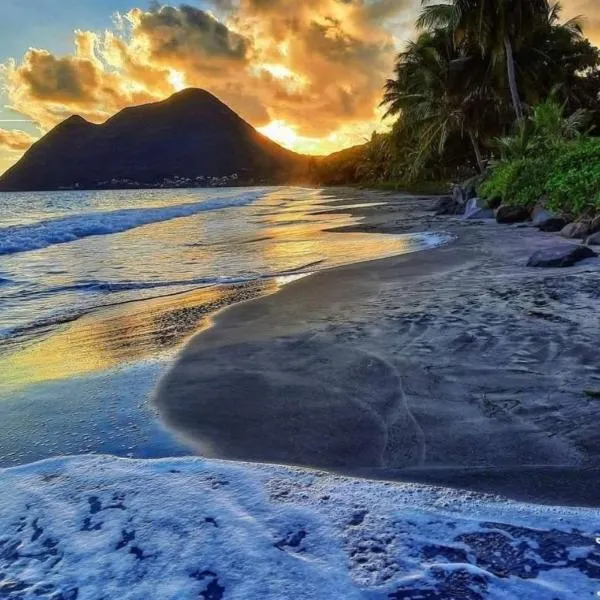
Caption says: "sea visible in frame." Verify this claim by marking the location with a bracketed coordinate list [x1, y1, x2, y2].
[0, 186, 446, 466]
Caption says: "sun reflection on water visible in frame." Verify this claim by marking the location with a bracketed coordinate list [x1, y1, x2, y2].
[1, 188, 443, 391]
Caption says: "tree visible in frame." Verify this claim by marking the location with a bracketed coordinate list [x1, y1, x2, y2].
[418, 0, 553, 121]
[382, 30, 500, 173]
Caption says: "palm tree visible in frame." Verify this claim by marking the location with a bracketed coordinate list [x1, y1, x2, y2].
[418, 0, 552, 121]
[382, 30, 499, 173]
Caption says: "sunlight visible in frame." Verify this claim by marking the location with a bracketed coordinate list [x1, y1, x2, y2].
[258, 120, 299, 149]
[168, 69, 187, 92]
[259, 63, 295, 80]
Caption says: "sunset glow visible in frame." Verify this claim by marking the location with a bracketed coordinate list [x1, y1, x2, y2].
[0, 0, 597, 170]
[167, 69, 187, 92]
[258, 121, 299, 149]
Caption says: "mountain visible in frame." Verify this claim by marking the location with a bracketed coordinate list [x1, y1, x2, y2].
[0, 89, 309, 191]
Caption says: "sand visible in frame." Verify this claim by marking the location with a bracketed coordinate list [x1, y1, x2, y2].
[154, 191, 600, 507]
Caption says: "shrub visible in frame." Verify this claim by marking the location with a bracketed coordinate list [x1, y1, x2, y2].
[479, 157, 549, 208]
[545, 138, 600, 215]
[479, 138, 600, 217]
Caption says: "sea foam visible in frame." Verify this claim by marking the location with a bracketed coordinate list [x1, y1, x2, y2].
[0, 455, 598, 599]
[0, 191, 263, 255]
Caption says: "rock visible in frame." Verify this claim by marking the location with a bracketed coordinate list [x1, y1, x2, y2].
[463, 197, 494, 220]
[539, 216, 568, 232]
[530, 206, 566, 231]
[462, 182, 478, 201]
[434, 196, 458, 215]
[527, 245, 597, 268]
[590, 215, 600, 234]
[487, 196, 502, 210]
[560, 220, 592, 239]
[585, 231, 600, 245]
[496, 204, 530, 224]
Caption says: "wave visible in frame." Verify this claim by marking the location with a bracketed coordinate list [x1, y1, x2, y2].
[0, 260, 327, 346]
[0, 191, 264, 255]
[0, 455, 598, 599]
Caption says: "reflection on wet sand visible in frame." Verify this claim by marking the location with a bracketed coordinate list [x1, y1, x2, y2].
[0, 278, 278, 390]
[1, 189, 441, 394]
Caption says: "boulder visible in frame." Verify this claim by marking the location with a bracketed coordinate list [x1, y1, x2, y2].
[464, 198, 494, 220]
[585, 231, 600, 246]
[531, 206, 567, 232]
[527, 245, 597, 268]
[496, 204, 530, 224]
[434, 195, 459, 215]
[560, 220, 591, 239]
[487, 196, 503, 210]
[539, 216, 568, 232]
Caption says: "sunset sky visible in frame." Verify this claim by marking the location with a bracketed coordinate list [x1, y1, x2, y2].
[0, 0, 598, 173]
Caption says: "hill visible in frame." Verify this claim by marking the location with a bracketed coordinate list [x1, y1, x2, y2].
[0, 89, 309, 191]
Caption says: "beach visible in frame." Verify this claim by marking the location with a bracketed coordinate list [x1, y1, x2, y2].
[2, 188, 600, 599]
[156, 191, 600, 507]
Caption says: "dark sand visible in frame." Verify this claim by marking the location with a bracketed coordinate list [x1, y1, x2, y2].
[155, 190, 600, 507]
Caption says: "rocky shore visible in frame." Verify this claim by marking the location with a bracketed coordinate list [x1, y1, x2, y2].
[436, 184, 600, 267]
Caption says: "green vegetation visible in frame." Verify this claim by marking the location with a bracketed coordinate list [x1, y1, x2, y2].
[479, 101, 600, 216]
[317, 0, 600, 210]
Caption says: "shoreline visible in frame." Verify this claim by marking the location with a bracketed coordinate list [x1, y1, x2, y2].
[155, 191, 600, 507]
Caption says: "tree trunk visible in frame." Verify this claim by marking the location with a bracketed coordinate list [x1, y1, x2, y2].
[468, 129, 485, 173]
[504, 37, 524, 121]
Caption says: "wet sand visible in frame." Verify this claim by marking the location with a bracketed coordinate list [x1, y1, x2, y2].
[155, 191, 600, 507]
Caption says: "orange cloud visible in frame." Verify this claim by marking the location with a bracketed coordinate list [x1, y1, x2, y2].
[5, 0, 590, 159]
[0, 128, 37, 152]
[564, 1, 600, 45]
[0, 2, 411, 154]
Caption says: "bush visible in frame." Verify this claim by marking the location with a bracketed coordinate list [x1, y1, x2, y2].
[479, 157, 549, 208]
[479, 138, 600, 217]
[545, 139, 600, 215]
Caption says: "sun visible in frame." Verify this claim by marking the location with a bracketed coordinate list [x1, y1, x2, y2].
[258, 120, 299, 149]
[168, 69, 187, 92]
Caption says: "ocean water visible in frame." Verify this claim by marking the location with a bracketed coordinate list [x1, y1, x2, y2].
[0, 186, 449, 465]
[0, 187, 445, 347]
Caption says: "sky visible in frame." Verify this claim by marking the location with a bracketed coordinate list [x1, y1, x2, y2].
[0, 0, 598, 174]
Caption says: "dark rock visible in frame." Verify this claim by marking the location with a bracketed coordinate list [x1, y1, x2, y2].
[560, 220, 592, 239]
[527, 245, 597, 268]
[434, 196, 459, 215]
[531, 204, 567, 231]
[590, 215, 600, 234]
[487, 196, 502, 210]
[585, 231, 600, 246]
[539, 217, 568, 232]
[463, 182, 478, 201]
[496, 204, 530, 224]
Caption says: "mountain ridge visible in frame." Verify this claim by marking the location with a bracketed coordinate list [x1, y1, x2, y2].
[0, 89, 311, 191]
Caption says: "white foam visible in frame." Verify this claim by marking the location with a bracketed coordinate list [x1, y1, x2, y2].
[0, 455, 598, 599]
[0, 191, 264, 255]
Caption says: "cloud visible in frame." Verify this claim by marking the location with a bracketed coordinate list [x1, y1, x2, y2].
[132, 4, 251, 68]
[0, 128, 37, 152]
[0, 1, 414, 153]
[562, 0, 600, 44]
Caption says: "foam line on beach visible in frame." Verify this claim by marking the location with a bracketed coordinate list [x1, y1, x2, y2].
[0, 190, 265, 255]
[0, 455, 598, 599]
